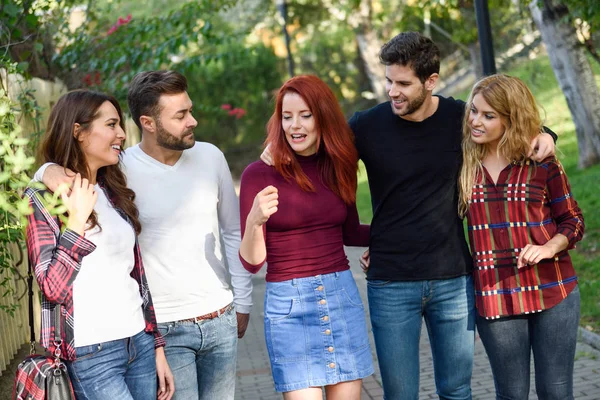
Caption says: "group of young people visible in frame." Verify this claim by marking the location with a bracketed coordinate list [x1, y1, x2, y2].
[25, 31, 584, 400]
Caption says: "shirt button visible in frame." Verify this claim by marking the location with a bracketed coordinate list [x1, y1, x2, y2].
[319, 299, 327, 305]
[317, 285, 324, 291]
[328, 346, 334, 352]
[325, 329, 331, 335]
[329, 362, 336, 368]
[322, 316, 329, 321]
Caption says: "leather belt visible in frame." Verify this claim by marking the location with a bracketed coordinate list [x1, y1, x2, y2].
[178, 303, 233, 323]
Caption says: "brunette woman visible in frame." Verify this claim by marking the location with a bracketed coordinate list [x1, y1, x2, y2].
[24, 90, 173, 400]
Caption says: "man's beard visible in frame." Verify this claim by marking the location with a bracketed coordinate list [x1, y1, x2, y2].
[156, 120, 195, 151]
[397, 84, 427, 116]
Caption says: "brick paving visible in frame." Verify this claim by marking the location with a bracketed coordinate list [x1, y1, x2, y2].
[235, 246, 600, 399]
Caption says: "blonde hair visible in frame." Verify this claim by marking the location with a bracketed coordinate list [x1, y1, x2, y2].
[458, 74, 542, 217]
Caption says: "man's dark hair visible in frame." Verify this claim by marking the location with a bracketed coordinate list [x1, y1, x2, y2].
[127, 70, 188, 131]
[379, 32, 440, 83]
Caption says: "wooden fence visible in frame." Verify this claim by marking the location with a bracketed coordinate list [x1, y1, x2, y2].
[0, 244, 41, 376]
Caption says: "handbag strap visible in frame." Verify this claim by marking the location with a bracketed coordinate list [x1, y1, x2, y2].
[27, 239, 63, 359]
[27, 261, 35, 355]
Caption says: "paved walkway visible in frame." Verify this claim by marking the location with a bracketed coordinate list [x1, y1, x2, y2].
[235, 246, 600, 399]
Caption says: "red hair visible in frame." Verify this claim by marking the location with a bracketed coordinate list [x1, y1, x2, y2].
[265, 75, 358, 204]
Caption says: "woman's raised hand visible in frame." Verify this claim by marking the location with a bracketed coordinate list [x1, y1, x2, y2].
[248, 186, 279, 227]
[62, 173, 98, 235]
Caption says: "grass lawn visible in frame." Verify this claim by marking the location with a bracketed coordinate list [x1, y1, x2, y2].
[355, 53, 600, 331]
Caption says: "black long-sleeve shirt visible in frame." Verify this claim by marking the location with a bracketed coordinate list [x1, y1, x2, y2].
[349, 96, 472, 281]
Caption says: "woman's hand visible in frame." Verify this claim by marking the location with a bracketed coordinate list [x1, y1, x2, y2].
[156, 347, 175, 400]
[517, 234, 569, 268]
[247, 186, 278, 227]
[517, 243, 555, 268]
[62, 174, 97, 235]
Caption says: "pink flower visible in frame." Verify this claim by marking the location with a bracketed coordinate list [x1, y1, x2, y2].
[107, 14, 132, 35]
[94, 72, 102, 85]
[82, 73, 92, 86]
[232, 108, 246, 119]
[117, 14, 132, 26]
[221, 104, 232, 110]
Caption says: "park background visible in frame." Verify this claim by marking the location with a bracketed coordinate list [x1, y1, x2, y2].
[1, 0, 599, 390]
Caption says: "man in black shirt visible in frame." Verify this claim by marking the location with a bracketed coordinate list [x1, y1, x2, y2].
[349, 32, 555, 399]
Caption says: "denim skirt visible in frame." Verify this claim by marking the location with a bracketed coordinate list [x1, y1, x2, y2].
[264, 269, 374, 392]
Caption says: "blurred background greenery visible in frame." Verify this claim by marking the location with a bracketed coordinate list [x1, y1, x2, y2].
[1, 0, 600, 332]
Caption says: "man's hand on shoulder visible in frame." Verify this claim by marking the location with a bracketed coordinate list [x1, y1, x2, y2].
[259, 144, 291, 166]
[44, 164, 76, 194]
[260, 145, 274, 166]
[529, 131, 556, 161]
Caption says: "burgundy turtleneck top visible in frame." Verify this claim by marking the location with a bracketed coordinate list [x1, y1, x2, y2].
[239, 154, 370, 282]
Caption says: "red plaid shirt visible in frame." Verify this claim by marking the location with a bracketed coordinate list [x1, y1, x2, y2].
[24, 185, 165, 361]
[466, 157, 584, 319]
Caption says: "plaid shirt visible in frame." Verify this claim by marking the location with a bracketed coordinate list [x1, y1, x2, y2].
[466, 157, 584, 319]
[24, 185, 165, 361]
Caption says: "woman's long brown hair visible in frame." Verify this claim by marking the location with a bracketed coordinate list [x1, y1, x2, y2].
[39, 90, 141, 234]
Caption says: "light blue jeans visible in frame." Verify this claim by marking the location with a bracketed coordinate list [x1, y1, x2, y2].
[66, 330, 157, 400]
[368, 275, 475, 400]
[477, 285, 580, 400]
[157, 306, 238, 400]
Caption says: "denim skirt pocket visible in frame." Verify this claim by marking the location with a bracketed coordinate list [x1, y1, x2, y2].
[341, 282, 365, 309]
[264, 284, 306, 363]
[337, 274, 370, 352]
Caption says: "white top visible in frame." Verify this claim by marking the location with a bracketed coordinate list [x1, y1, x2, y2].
[121, 143, 252, 322]
[74, 186, 145, 346]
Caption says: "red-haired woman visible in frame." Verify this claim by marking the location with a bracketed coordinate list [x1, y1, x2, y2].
[239, 75, 374, 399]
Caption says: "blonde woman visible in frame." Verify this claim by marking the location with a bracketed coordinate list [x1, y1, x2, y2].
[459, 74, 584, 399]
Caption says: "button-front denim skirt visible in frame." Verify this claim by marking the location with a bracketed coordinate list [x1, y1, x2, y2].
[264, 269, 374, 392]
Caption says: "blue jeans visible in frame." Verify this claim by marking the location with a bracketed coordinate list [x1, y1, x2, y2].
[157, 305, 238, 400]
[368, 275, 475, 400]
[66, 330, 157, 400]
[476, 285, 580, 400]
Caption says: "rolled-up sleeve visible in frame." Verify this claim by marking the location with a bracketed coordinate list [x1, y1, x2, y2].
[546, 160, 584, 249]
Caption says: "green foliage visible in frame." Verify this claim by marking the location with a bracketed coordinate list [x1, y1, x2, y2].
[54, 0, 239, 104]
[182, 41, 283, 153]
[293, 18, 376, 115]
[0, 83, 34, 317]
[561, 0, 600, 32]
[0, 59, 67, 317]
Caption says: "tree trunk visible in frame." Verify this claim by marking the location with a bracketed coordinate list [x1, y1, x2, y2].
[530, 0, 600, 168]
[355, 31, 387, 104]
[352, 0, 387, 104]
[468, 42, 484, 79]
